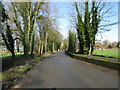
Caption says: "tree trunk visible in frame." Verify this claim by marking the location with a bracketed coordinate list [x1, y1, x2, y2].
[84, 2, 90, 55]
[11, 50, 15, 58]
[17, 46, 19, 52]
[39, 40, 42, 56]
[45, 32, 48, 54]
[30, 31, 35, 55]
[52, 42, 54, 52]
[91, 37, 95, 55]
[23, 36, 29, 57]
[41, 42, 43, 56]
[23, 44, 29, 57]
[2, 33, 15, 58]
[43, 32, 48, 54]
[30, 16, 37, 55]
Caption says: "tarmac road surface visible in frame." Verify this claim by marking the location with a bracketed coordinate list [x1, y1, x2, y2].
[14, 51, 118, 88]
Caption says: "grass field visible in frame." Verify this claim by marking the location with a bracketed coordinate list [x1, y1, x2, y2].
[93, 49, 119, 58]
[0, 52, 24, 58]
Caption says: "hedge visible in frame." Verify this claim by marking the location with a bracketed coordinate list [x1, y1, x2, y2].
[65, 51, 120, 71]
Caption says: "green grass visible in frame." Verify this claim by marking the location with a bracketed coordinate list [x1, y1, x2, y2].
[1, 53, 52, 89]
[0, 52, 24, 58]
[0, 52, 51, 58]
[66, 51, 120, 71]
[93, 49, 119, 58]
[1, 65, 32, 81]
[0, 65, 32, 89]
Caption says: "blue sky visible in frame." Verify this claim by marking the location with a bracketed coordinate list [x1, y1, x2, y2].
[51, 2, 118, 42]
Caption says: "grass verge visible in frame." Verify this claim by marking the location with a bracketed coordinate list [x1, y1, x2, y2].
[65, 51, 120, 71]
[0, 52, 24, 58]
[1, 53, 51, 89]
[93, 49, 119, 58]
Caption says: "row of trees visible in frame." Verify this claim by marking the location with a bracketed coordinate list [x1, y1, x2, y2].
[0, 2, 62, 58]
[67, 1, 117, 55]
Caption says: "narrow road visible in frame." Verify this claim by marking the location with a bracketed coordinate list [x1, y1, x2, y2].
[15, 51, 118, 88]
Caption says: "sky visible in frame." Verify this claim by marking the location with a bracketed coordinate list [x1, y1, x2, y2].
[51, 2, 119, 43]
